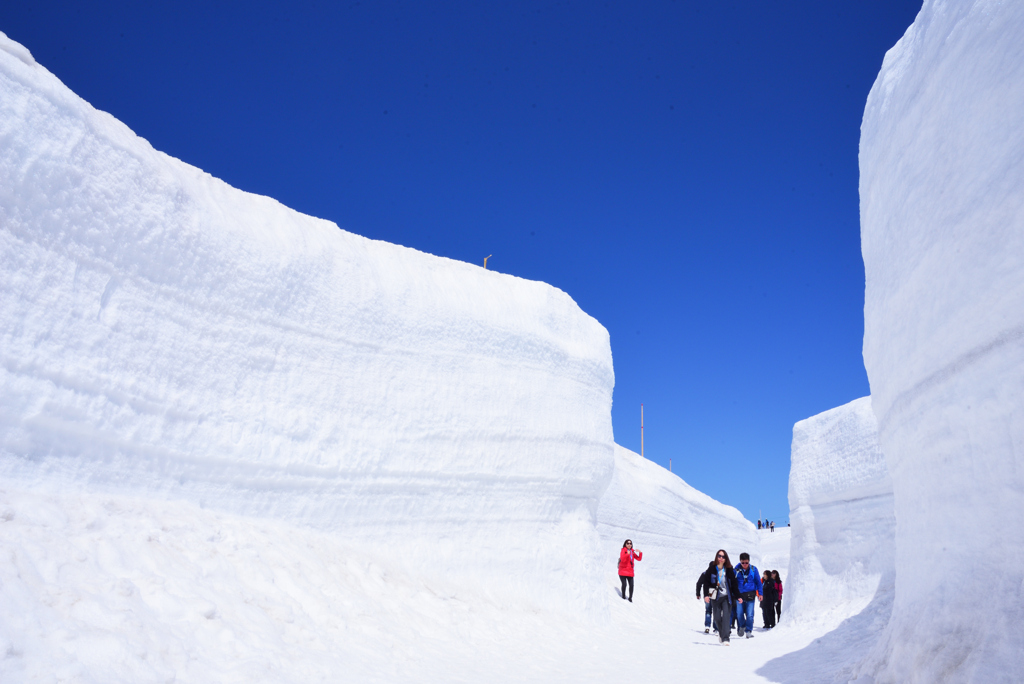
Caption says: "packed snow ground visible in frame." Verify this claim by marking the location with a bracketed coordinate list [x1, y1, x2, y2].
[1, 483, 810, 683]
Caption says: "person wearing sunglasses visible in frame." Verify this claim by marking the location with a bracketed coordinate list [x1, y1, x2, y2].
[618, 539, 643, 602]
[702, 549, 739, 645]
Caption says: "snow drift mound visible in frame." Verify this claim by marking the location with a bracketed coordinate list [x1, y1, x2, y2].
[0, 30, 614, 615]
[860, 1, 1024, 680]
[596, 445, 757, 591]
[787, 397, 893, 630]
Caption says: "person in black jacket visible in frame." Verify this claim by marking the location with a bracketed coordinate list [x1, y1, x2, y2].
[760, 570, 777, 629]
[702, 549, 740, 644]
[696, 568, 716, 634]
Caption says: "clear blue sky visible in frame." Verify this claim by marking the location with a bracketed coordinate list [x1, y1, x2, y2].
[2, 1, 922, 525]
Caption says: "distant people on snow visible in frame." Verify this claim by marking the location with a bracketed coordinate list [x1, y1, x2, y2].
[760, 570, 777, 629]
[702, 549, 739, 645]
[733, 552, 763, 639]
[770, 521, 775, 532]
[757, 519, 762, 530]
[618, 539, 642, 602]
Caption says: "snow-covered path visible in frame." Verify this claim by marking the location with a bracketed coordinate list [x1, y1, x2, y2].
[757, 527, 791, 577]
[1, 485, 823, 683]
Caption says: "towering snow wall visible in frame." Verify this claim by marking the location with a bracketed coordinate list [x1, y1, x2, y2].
[860, 1, 1024, 680]
[787, 397, 893, 629]
[0, 32, 615, 613]
[596, 445, 757, 591]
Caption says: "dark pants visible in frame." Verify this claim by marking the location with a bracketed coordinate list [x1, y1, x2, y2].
[705, 598, 714, 628]
[712, 595, 732, 641]
[761, 600, 775, 628]
[619, 575, 633, 600]
[775, 599, 782, 622]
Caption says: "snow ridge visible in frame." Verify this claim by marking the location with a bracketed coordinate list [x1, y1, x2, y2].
[0, 29, 615, 622]
[596, 445, 758, 588]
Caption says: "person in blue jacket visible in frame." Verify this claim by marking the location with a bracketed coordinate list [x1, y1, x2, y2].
[733, 552, 763, 638]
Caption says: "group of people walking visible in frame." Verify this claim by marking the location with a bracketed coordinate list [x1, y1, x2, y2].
[695, 549, 782, 644]
[616, 540, 783, 647]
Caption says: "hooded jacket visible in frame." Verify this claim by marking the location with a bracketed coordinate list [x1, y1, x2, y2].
[761, 576, 778, 603]
[618, 548, 642, 577]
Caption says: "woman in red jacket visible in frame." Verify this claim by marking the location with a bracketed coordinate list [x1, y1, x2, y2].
[618, 539, 642, 602]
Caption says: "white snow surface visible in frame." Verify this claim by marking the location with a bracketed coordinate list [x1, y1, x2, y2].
[776, 397, 894, 683]
[0, 483, 814, 684]
[860, 1, 1024, 681]
[0, 31, 819, 682]
[0, 27, 617, 621]
[596, 445, 759, 589]
[11, 3, 1024, 676]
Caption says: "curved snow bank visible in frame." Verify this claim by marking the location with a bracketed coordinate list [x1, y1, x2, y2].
[0, 31, 614, 614]
[787, 397, 893, 629]
[861, 1, 1024, 680]
[596, 445, 757, 591]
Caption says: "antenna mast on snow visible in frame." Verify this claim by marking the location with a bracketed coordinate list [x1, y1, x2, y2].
[641, 403, 644, 458]
[483, 254, 492, 269]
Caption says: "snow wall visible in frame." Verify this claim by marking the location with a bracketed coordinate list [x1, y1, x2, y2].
[760, 402, 894, 684]
[0, 31, 615, 616]
[860, 1, 1024, 680]
[786, 397, 893, 630]
[596, 445, 757, 591]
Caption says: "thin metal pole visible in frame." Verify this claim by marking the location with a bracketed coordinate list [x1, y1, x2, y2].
[641, 403, 644, 459]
